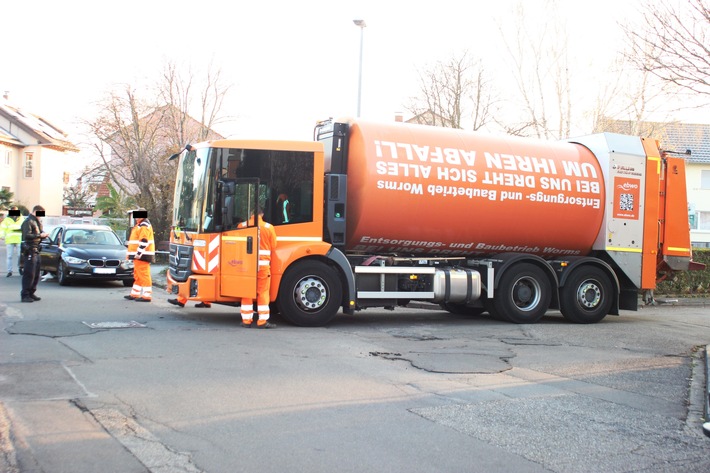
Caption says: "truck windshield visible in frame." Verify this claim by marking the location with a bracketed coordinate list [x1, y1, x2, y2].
[173, 145, 315, 233]
[173, 148, 211, 232]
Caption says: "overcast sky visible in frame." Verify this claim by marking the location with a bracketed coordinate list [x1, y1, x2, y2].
[3, 0, 702, 149]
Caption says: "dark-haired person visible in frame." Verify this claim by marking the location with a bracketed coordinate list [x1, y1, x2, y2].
[20, 205, 48, 302]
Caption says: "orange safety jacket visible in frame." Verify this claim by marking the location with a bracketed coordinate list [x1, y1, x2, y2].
[127, 220, 156, 262]
[239, 215, 277, 272]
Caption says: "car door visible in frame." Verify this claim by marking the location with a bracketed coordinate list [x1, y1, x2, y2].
[40, 227, 63, 273]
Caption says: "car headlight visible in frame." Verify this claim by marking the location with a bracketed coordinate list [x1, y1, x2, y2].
[62, 255, 86, 265]
[121, 260, 134, 270]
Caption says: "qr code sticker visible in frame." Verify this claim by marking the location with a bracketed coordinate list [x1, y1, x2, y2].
[619, 193, 634, 211]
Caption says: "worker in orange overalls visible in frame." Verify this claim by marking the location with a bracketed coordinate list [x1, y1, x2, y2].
[240, 208, 277, 328]
[125, 209, 155, 302]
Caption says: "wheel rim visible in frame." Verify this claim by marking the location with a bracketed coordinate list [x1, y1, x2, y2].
[577, 280, 602, 309]
[510, 276, 542, 312]
[293, 276, 328, 312]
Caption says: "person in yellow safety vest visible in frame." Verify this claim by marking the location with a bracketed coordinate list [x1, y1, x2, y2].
[0, 207, 25, 277]
[239, 208, 277, 328]
[124, 209, 155, 302]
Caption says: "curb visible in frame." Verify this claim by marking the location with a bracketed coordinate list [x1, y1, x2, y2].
[0, 402, 19, 473]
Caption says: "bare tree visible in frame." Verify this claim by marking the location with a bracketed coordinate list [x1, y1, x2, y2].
[590, 53, 674, 135]
[625, 0, 710, 101]
[83, 63, 231, 242]
[159, 60, 231, 151]
[498, 0, 573, 139]
[407, 51, 497, 131]
[63, 184, 93, 209]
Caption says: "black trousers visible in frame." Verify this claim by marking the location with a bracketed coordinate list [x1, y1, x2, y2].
[21, 251, 41, 298]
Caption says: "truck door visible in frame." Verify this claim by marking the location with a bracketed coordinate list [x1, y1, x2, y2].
[219, 179, 259, 299]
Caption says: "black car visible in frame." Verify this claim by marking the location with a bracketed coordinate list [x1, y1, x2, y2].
[36, 224, 134, 286]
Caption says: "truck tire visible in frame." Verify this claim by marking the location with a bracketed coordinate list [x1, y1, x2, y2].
[277, 260, 342, 327]
[489, 263, 551, 324]
[560, 266, 612, 324]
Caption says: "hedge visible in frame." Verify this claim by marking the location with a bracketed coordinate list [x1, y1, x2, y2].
[654, 249, 710, 296]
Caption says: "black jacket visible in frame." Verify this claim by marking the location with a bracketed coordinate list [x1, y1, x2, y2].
[20, 215, 44, 253]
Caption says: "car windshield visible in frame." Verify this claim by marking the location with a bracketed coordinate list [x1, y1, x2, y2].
[64, 229, 121, 245]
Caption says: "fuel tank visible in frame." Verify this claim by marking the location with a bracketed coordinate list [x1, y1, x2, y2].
[344, 119, 606, 258]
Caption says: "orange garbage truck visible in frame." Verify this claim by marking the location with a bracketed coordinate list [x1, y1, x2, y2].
[166, 118, 703, 326]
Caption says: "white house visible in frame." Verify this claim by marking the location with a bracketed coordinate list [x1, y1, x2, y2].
[655, 123, 710, 248]
[0, 93, 79, 215]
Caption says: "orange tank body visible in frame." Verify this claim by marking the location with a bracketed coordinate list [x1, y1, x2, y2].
[344, 120, 606, 258]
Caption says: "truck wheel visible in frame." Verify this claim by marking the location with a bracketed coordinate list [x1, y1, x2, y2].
[57, 262, 71, 286]
[560, 266, 612, 324]
[277, 260, 342, 327]
[490, 263, 551, 324]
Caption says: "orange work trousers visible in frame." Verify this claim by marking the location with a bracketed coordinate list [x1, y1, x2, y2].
[241, 272, 271, 323]
[130, 260, 153, 301]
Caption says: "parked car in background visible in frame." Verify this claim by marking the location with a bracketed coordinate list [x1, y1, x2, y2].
[36, 224, 134, 286]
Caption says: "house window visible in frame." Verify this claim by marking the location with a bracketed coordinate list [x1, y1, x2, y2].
[2, 147, 9, 167]
[24, 152, 33, 178]
[698, 211, 710, 231]
[701, 170, 710, 190]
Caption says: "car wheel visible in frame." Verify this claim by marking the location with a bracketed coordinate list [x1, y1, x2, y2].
[123, 278, 134, 287]
[57, 262, 70, 286]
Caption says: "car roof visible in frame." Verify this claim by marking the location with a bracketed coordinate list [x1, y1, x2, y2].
[60, 224, 115, 231]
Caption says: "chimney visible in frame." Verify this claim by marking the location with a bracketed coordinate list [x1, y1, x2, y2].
[394, 111, 403, 122]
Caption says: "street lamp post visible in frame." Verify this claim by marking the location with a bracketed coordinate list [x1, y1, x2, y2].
[353, 19, 366, 117]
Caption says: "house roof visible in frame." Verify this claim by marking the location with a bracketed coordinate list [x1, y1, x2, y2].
[601, 118, 710, 164]
[657, 122, 710, 164]
[405, 110, 455, 128]
[0, 99, 79, 152]
[0, 125, 23, 147]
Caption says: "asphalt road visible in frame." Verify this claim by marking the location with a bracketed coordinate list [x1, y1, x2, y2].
[0, 249, 709, 472]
